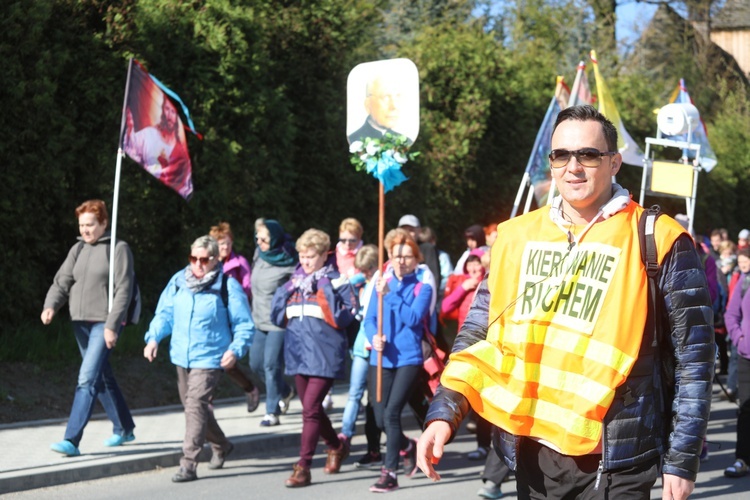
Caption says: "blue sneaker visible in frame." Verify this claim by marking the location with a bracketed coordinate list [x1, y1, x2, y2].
[50, 440, 81, 457]
[104, 431, 136, 447]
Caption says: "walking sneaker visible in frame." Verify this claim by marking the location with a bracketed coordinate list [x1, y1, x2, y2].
[50, 440, 80, 457]
[400, 438, 418, 478]
[279, 387, 296, 415]
[700, 440, 709, 462]
[724, 458, 749, 478]
[171, 466, 197, 483]
[103, 431, 136, 447]
[467, 446, 490, 461]
[369, 468, 399, 493]
[477, 480, 504, 499]
[322, 392, 334, 412]
[208, 442, 234, 470]
[355, 451, 383, 469]
[260, 413, 280, 427]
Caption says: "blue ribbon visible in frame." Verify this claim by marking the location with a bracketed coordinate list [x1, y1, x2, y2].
[365, 150, 408, 193]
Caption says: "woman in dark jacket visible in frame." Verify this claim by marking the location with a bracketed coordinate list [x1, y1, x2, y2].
[249, 218, 298, 426]
[271, 229, 357, 488]
[41, 199, 136, 456]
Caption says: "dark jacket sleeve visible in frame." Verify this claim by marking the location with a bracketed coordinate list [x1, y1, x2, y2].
[660, 234, 715, 481]
[423, 276, 490, 437]
[270, 281, 293, 328]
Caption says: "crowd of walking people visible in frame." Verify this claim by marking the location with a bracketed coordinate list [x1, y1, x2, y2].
[40, 106, 748, 498]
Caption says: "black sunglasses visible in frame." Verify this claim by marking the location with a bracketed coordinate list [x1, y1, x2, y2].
[339, 238, 358, 244]
[189, 255, 215, 265]
[548, 148, 617, 169]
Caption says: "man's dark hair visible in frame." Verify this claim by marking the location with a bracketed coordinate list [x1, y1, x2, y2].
[553, 104, 618, 152]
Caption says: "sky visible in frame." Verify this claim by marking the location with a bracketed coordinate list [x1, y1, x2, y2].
[616, 1, 659, 46]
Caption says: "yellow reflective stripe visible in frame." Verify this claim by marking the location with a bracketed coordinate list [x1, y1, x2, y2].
[482, 384, 602, 442]
[504, 323, 636, 376]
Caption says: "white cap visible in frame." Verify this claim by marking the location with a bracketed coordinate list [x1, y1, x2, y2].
[398, 214, 420, 228]
[739, 229, 750, 240]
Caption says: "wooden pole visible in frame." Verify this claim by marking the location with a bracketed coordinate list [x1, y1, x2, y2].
[376, 181, 385, 402]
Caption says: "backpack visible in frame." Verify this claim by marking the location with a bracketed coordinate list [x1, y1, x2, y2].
[75, 241, 141, 326]
[414, 280, 447, 396]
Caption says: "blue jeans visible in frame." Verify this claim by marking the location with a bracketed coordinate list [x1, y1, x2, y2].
[341, 354, 369, 438]
[64, 322, 134, 446]
[249, 328, 290, 416]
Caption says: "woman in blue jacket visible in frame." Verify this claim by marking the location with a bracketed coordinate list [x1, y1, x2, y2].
[144, 235, 255, 483]
[271, 229, 357, 488]
[365, 231, 432, 493]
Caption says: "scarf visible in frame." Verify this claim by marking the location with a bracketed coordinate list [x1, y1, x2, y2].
[258, 219, 298, 267]
[184, 265, 221, 294]
[294, 263, 335, 298]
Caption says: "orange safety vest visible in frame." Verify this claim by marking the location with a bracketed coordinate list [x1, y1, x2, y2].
[441, 201, 685, 455]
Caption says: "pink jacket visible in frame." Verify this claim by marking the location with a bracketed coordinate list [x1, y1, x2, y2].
[223, 251, 252, 301]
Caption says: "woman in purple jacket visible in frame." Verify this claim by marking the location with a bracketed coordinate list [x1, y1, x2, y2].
[723, 247, 750, 478]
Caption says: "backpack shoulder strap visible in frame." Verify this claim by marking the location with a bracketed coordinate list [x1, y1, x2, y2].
[74, 241, 85, 261]
[221, 274, 229, 308]
[638, 204, 662, 279]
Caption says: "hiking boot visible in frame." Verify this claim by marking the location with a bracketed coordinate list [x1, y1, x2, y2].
[369, 468, 399, 493]
[285, 464, 311, 488]
[246, 386, 260, 413]
[400, 438, 418, 478]
[324, 434, 350, 474]
[725, 458, 749, 478]
[260, 413, 280, 426]
[355, 451, 383, 469]
[171, 467, 197, 483]
[279, 387, 295, 415]
[208, 442, 234, 470]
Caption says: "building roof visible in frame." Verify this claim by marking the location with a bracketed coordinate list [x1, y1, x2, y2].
[713, 0, 750, 30]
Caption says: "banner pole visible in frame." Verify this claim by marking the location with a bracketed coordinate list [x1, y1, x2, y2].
[109, 58, 134, 311]
[376, 181, 385, 402]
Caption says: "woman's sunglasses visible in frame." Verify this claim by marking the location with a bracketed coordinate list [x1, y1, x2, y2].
[189, 255, 215, 265]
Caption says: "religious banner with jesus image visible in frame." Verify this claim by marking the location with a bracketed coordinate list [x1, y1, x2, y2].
[122, 61, 194, 200]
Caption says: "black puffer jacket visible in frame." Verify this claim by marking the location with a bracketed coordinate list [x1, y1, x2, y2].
[426, 234, 714, 481]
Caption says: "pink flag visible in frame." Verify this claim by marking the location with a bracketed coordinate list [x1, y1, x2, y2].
[121, 60, 196, 200]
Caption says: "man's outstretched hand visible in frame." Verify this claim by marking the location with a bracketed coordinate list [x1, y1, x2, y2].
[417, 420, 453, 482]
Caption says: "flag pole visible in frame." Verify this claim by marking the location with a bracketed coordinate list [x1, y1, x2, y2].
[376, 181, 385, 402]
[109, 58, 134, 312]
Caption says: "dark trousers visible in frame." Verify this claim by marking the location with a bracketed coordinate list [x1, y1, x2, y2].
[176, 367, 231, 471]
[368, 364, 420, 471]
[482, 445, 511, 485]
[516, 437, 659, 500]
[295, 374, 340, 468]
[476, 414, 493, 449]
[736, 355, 750, 462]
